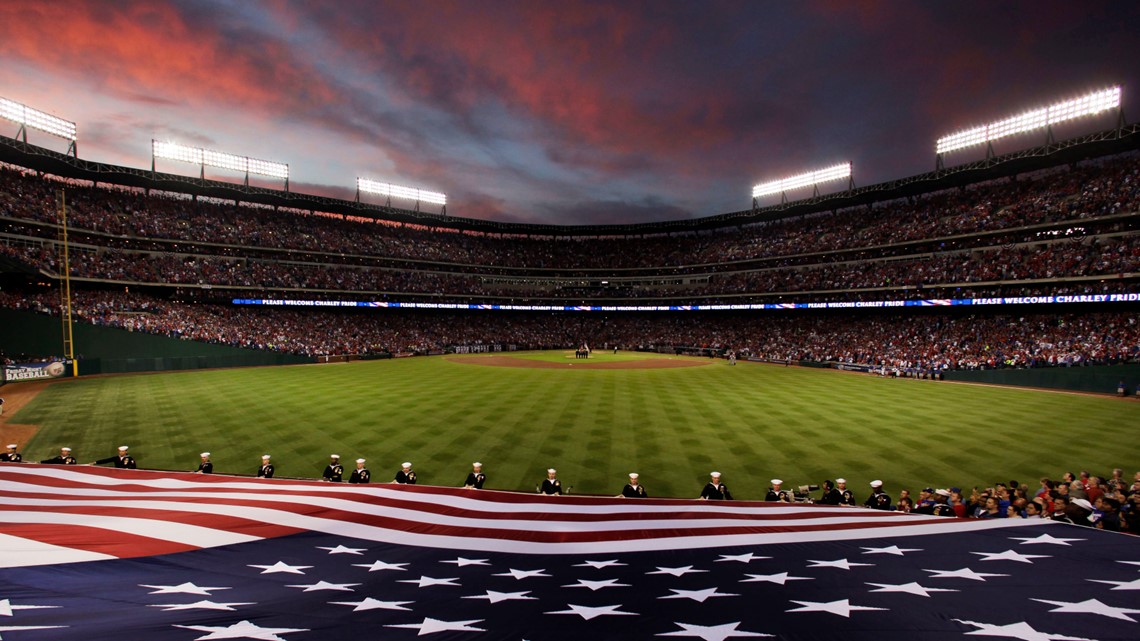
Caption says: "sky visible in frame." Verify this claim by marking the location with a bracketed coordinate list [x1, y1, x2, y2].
[1, 1, 1138, 226]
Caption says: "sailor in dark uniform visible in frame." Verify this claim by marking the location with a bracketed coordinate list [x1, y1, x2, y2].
[540, 468, 562, 495]
[620, 473, 648, 498]
[931, 489, 956, 517]
[0, 443, 22, 463]
[257, 454, 274, 478]
[196, 452, 213, 474]
[93, 445, 137, 469]
[464, 462, 486, 489]
[765, 479, 791, 502]
[349, 458, 371, 484]
[322, 454, 344, 482]
[864, 480, 892, 510]
[41, 447, 77, 465]
[394, 462, 417, 484]
[699, 472, 733, 500]
[818, 479, 842, 505]
[836, 478, 856, 505]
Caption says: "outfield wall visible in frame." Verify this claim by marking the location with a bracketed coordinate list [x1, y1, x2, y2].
[0, 308, 313, 375]
[942, 363, 1140, 395]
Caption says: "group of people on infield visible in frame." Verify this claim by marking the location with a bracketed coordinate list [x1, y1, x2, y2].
[3, 443, 1137, 533]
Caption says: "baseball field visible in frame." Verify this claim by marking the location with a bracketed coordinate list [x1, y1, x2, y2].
[4, 350, 1138, 499]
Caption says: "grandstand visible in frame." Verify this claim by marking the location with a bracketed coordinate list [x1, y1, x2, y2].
[1, 120, 1138, 376]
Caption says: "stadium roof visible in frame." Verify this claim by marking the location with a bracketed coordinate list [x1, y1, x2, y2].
[2, 125, 1138, 238]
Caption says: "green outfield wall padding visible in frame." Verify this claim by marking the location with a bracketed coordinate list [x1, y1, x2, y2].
[0, 308, 313, 373]
[943, 364, 1140, 395]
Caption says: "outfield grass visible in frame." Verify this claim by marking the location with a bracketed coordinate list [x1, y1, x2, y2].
[10, 351, 1139, 500]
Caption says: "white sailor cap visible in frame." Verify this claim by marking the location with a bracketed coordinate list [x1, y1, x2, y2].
[356, 458, 366, 464]
[330, 454, 340, 459]
[935, 489, 952, 497]
[870, 480, 883, 488]
[836, 478, 847, 484]
[1071, 498, 1094, 511]
[262, 454, 271, 460]
[6, 444, 16, 449]
[771, 479, 783, 485]
[547, 468, 557, 474]
[473, 462, 482, 467]
[61, 447, 72, 452]
[710, 471, 721, 478]
[402, 462, 412, 469]
[200, 452, 211, 458]
[629, 473, 639, 479]
[118, 446, 129, 452]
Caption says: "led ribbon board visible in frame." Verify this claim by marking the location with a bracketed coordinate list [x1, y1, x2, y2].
[936, 87, 1121, 155]
[152, 140, 289, 179]
[357, 178, 446, 205]
[752, 163, 852, 199]
[0, 97, 76, 141]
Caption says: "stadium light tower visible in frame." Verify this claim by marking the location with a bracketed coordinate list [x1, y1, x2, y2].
[935, 86, 1123, 169]
[356, 177, 447, 214]
[751, 162, 853, 207]
[151, 140, 290, 190]
[0, 97, 77, 157]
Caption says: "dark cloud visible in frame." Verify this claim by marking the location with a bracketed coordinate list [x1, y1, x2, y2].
[2, 0, 1138, 226]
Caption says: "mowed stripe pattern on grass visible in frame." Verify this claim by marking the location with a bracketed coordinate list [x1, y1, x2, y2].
[11, 353, 1139, 499]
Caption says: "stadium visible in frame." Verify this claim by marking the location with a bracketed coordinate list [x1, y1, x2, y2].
[1, 4, 1140, 640]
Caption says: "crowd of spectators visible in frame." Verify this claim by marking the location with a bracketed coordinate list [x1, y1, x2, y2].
[817, 469, 1140, 534]
[1, 153, 1138, 275]
[3, 289, 1136, 368]
[1, 230, 1136, 303]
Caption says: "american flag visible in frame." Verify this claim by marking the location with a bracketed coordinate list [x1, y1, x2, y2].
[0, 466, 1137, 640]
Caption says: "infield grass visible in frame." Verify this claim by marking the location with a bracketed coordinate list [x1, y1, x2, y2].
[10, 351, 1139, 500]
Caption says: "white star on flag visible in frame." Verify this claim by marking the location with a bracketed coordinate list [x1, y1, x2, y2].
[248, 562, 312, 575]
[384, 617, 486, 636]
[866, 582, 959, 598]
[648, 565, 709, 577]
[861, 545, 922, 556]
[805, 558, 874, 570]
[1031, 598, 1140, 622]
[442, 557, 490, 567]
[561, 578, 631, 591]
[661, 620, 775, 638]
[953, 618, 1099, 640]
[329, 597, 413, 612]
[463, 590, 538, 604]
[0, 599, 58, 616]
[715, 553, 771, 564]
[971, 550, 1050, 564]
[740, 572, 813, 585]
[173, 619, 309, 640]
[316, 545, 366, 555]
[352, 560, 409, 572]
[787, 599, 887, 618]
[1010, 533, 1085, 546]
[545, 603, 638, 620]
[925, 568, 1010, 581]
[659, 587, 739, 603]
[140, 582, 231, 595]
[492, 568, 551, 580]
[284, 581, 360, 592]
[397, 576, 461, 588]
[574, 559, 627, 569]
[656, 621, 774, 640]
[1088, 577, 1140, 590]
[149, 600, 255, 611]
[0, 625, 67, 638]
